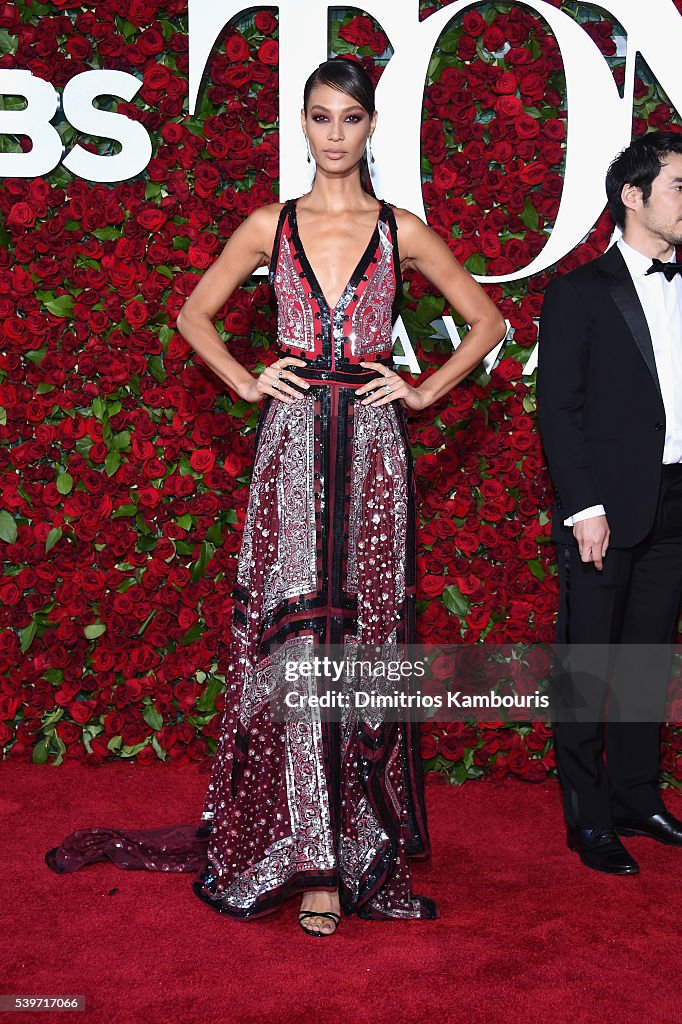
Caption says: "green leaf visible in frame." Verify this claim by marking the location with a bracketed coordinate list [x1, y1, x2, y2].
[92, 226, 122, 241]
[84, 622, 107, 640]
[136, 534, 158, 552]
[176, 513, 193, 531]
[56, 472, 73, 495]
[159, 325, 174, 347]
[0, 28, 18, 53]
[37, 382, 56, 394]
[104, 451, 121, 477]
[190, 540, 215, 582]
[25, 347, 47, 365]
[111, 430, 131, 450]
[116, 576, 139, 592]
[196, 675, 224, 713]
[112, 504, 136, 517]
[528, 559, 545, 580]
[45, 527, 62, 553]
[227, 399, 253, 418]
[449, 761, 469, 784]
[147, 354, 166, 382]
[204, 522, 223, 546]
[142, 703, 163, 730]
[464, 253, 487, 276]
[137, 608, 156, 636]
[151, 733, 167, 760]
[20, 619, 37, 653]
[180, 623, 203, 645]
[43, 294, 74, 317]
[92, 396, 106, 419]
[120, 740, 151, 757]
[416, 294, 446, 325]
[0, 406, 6, 426]
[442, 584, 470, 617]
[520, 197, 540, 232]
[32, 738, 50, 765]
[82, 724, 104, 754]
[0, 509, 17, 543]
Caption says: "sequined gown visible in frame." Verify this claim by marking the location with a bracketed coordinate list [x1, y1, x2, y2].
[45, 198, 437, 922]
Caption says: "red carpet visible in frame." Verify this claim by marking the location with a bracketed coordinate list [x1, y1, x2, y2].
[2, 765, 681, 1024]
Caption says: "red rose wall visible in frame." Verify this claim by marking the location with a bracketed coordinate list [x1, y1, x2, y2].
[1, 0, 681, 789]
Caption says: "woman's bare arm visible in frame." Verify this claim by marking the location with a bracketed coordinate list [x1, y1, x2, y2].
[359, 209, 507, 409]
[176, 203, 309, 404]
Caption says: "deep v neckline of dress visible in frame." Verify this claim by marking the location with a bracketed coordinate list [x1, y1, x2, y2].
[291, 199, 384, 313]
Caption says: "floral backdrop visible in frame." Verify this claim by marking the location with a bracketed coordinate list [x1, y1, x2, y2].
[1, 0, 681, 789]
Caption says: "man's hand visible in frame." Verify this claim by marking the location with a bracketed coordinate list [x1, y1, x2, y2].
[573, 515, 610, 571]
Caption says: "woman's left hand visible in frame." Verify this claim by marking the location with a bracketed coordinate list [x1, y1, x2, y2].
[356, 362, 427, 410]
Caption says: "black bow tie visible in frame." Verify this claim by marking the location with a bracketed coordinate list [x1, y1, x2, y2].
[645, 258, 682, 281]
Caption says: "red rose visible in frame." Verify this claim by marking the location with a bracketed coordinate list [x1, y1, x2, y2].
[495, 95, 523, 119]
[492, 72, 518, 95]
[515, 114, 540, 140]
[225, 34, 249, 63]
[137, 208, 167, 232]
[421, 120, 447, 165]
[7, 203, 36, 229]
[258, 40, 278, 66]
[126, 299, 150, 329]
[69, 701, 96, 724]
[483, 25, 506, 53]
[420, 575, 446, 598]
[462, 11, 485, 36]
[190, 449, 215, 473]
[255, 11, 277, 33]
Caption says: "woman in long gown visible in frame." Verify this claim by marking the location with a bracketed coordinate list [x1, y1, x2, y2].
[45, 57, 505, 936]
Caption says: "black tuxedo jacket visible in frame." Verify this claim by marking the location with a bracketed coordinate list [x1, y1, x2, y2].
[537, 243, 666, 548]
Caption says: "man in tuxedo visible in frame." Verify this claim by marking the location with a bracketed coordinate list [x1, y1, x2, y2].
[537, 130, 682, 874]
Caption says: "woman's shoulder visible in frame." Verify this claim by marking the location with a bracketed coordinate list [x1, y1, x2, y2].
[388, 205, 426, 230]
[235, 202, 291, 258]
[386, 206, 431, 247]
[243, 201, 289, 230]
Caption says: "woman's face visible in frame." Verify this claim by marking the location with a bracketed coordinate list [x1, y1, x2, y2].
[301, 82, 376, 175]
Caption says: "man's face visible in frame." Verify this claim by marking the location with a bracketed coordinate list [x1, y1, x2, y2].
[630, 152, 682, 246]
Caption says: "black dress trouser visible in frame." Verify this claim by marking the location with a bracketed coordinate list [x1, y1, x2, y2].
[553, 463, 682, 827]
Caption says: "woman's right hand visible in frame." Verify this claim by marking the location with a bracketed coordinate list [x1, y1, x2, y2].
[241, 357, 311, 404]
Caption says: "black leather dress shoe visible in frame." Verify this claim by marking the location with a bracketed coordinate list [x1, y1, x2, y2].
[566, 825, 639, 874]
[614, 811, 682, 846]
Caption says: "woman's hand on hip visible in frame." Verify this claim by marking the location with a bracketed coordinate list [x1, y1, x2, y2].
[241, 357, 310, 404]
[357, 362, 427, 411]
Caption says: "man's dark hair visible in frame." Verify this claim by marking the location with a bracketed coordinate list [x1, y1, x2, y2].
[606, 130, 682, 229]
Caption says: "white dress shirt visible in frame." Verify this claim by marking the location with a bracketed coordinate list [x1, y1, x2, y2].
[564, 236, 682, 526]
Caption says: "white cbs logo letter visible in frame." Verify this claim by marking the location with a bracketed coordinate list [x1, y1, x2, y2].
[0, 69, 152, 182]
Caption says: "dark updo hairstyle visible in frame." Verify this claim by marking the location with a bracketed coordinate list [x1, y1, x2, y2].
[303, 57, 376, 195]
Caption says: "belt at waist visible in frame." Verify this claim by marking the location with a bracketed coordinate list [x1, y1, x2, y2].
[287, 365, 390, 388]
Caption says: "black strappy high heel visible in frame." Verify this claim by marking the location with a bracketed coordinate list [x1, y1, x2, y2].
[298, 910, 341, 937]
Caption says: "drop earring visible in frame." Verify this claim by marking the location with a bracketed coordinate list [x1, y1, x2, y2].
[305, 136, 311, 164]
[367, 135, 375, 165]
